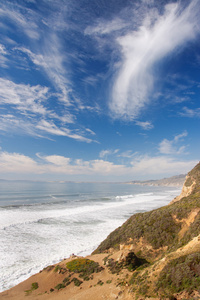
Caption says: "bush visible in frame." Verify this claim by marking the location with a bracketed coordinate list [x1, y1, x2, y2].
[63, 276, 71, 286]
[97, 280, 104, 286]
[25, 282, 39, 294]
[31, 282, 38, 290]
[72, 278, 83, 286]
[54, 283, 65, 290]
[124, 252, 148, 271]
[66, 258, 103, 280]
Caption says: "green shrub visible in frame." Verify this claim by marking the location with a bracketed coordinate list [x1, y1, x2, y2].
[124, 252, 148, 271]
[157, 253, 200, 294]
[25, 282, 39, 295]
[66, 258, 103, 280]
[106, 280, 112, 284]
[72, 278, 83, 286]
[54, 265, 61, 272]
[63, 276, 71, 286]
[31, 282, 38, 290]
[97, 280, 104, 286]
[54, 283, 65, 290]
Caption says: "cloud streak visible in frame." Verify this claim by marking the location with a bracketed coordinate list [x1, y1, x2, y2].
[0, 79, 96, 142]
[110, 0, 200, 119]
[0, 78, 49, 115]
[180, 107, 200, 118]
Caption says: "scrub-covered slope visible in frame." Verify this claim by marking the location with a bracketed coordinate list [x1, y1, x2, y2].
[94, 162, 200, 257]
[93, 162, 200, 299]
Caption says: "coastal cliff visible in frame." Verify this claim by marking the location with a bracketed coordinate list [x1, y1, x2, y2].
[1, 162, 200, 300]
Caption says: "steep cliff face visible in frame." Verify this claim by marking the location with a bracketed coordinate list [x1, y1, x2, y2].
[171, 162, 200, 204]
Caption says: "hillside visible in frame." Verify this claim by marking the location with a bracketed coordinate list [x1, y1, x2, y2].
[1, 162, 200, 300]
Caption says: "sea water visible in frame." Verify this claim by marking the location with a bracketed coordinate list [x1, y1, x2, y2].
[0, 181, 181, 292]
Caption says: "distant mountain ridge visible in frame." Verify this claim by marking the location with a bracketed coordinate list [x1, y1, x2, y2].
[127, 174, 186, 187]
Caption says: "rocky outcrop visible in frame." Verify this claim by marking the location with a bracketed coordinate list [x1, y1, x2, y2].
[170, 175, 196, 204]
[170, 162, 200, 204]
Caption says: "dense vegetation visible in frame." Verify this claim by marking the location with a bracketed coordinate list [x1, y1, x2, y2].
[93, 207, 181, 254]
[157, 253, 200, 295]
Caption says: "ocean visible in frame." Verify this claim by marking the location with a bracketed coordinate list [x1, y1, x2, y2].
[0, 181, 181, 292]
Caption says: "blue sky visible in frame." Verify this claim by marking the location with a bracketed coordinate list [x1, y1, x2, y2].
[0, 0, 199, 181]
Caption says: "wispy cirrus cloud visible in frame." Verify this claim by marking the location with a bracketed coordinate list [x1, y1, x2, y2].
[0, 79, 96, 142]
[135, 121, 154, 130]
[0, 1, 74, 106]
[0, 43, 8, 68]
[158, 131, 188, 155]
[109, 0, 200, 120]
[180, 107, 200, 118]
[85, 18, 127, 35]
[0, 3, 40, 39]
[17, 41, 72, 106]
[36, 120, 95, 143]
[0, 114, 43, 138]
[99, 149, 119, 159]
[0, 78, 49, 115]
[117, 150, 137, 158]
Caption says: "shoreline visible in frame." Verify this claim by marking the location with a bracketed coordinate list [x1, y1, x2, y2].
[0, 185, 181, 293]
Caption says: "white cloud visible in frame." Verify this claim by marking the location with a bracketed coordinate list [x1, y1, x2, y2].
[0, 79, 96, 143]
[110, 1, 200, 119]
[0, 151, 197, 180]
[85, 18, 127, 35]
[0, 114, 43, 138]
[41, 155, 71, 166]
[117, 150, 137, 158]
[36, 120, 94, 143]
[0, 152, 42, 173]
[159, 131, 188, 155]
[180, 107, 200, 118]
[0, 5, 40, 39]
[0, 43, 9, 68]
[0, 43, 6, 54]
[130, 155, 197, 177]
[0, 1, 72, 106]
[0, 151, 128, 177]
[99, 149, 119, 158]
[0, 78, 49, 115]
[85, 128, 96, 136]
[17, 45, 71, 105]
[135, 121, 154, 130]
